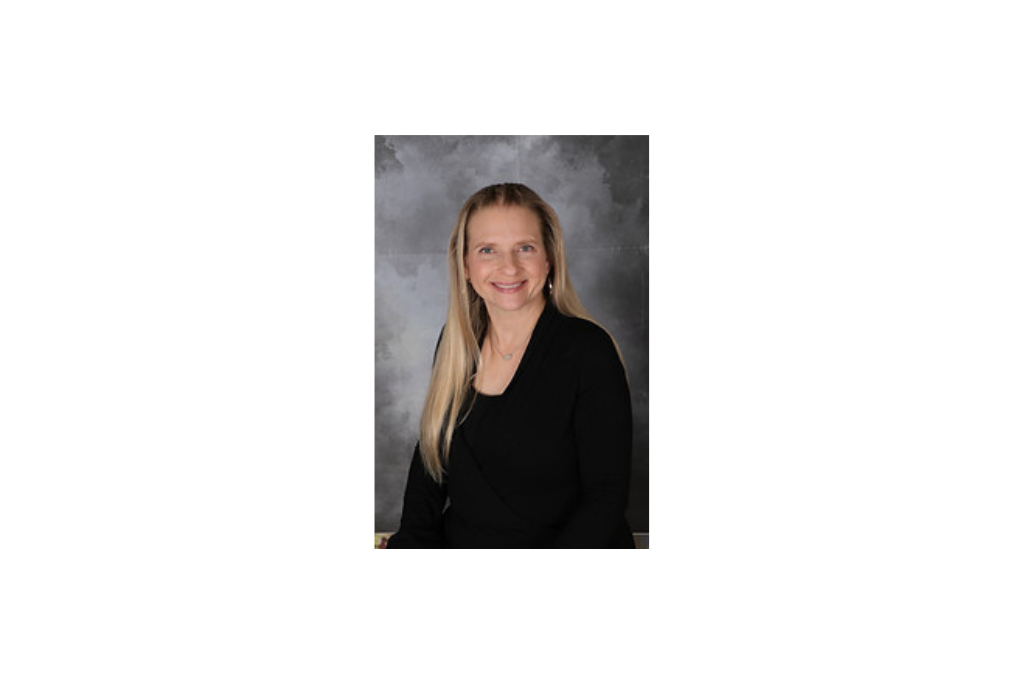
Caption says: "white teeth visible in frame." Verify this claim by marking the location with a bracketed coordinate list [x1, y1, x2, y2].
[493, 282, 524, 290]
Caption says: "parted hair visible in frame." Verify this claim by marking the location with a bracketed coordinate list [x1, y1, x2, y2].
[418, 183, 611, 483]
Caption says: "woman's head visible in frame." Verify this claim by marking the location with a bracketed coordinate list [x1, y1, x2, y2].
[448, 183, 582, 329]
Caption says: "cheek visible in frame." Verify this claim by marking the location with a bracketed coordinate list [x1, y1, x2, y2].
[465, 259, 485, 286]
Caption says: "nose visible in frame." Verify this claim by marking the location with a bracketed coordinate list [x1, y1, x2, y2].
[499, 252, 519, 275]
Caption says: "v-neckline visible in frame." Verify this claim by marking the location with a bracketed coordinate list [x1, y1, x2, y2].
[473, 302, 554, 398]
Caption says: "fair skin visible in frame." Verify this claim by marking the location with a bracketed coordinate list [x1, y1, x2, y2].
[464, 204, 551, 395]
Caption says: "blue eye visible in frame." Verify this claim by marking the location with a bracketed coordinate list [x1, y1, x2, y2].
[519, 245, 534, 252]
[479, 247, 494, 254]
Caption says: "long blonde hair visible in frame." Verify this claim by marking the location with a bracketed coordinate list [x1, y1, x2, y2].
[418, 183, 606, 483]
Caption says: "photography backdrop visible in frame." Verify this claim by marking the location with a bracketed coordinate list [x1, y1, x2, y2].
[375, 135, 649, 534]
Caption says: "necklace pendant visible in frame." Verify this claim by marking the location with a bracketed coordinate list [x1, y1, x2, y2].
[503, 353, 512, 360]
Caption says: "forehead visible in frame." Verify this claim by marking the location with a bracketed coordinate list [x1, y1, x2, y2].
[466, 204, 542, 243]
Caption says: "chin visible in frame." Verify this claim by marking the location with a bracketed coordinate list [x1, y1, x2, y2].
[491, 296, 543, 313]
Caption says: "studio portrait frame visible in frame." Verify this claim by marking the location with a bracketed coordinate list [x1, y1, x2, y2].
[374, 134, 649, 547]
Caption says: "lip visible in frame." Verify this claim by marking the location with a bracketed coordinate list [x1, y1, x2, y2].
[489, 280, 527, 294]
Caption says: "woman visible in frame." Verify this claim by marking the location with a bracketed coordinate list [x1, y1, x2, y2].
[386, 183, 634, 548]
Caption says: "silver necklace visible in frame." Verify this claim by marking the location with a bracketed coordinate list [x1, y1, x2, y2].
[489, 334, 518, 361]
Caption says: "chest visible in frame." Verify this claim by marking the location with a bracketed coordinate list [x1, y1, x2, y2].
[472, 347, 521, 396]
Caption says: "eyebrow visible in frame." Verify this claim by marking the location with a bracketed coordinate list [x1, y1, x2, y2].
[469, 237, 539, 249]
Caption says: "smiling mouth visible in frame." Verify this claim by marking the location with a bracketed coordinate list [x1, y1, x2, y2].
[490, 281, 526, 293]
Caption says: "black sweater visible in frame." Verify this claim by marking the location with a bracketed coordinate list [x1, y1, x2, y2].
[387, 303, 634, 549]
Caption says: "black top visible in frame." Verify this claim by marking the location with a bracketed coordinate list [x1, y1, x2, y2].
[387, 302, 634, 549]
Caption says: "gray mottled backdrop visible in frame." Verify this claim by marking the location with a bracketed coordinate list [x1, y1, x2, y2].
[375, 135, 649, 533]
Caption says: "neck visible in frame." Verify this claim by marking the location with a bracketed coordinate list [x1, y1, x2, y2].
[485, 298, 546, 349]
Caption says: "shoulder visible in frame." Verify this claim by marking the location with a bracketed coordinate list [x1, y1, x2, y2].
[557, 313, 610, 343]
[548, 312, 629, 400]
[551, 312, 620, 364]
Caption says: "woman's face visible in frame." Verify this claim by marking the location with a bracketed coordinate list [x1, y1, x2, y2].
[464, 204, 551, 319]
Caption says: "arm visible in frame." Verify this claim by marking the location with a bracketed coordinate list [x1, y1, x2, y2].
[385, 443, 449, 549]
[551, 328, 634, 548]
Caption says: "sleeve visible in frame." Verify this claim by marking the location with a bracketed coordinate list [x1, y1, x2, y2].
[385, 442, 449, 549]
[551, 327, 634, 548]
